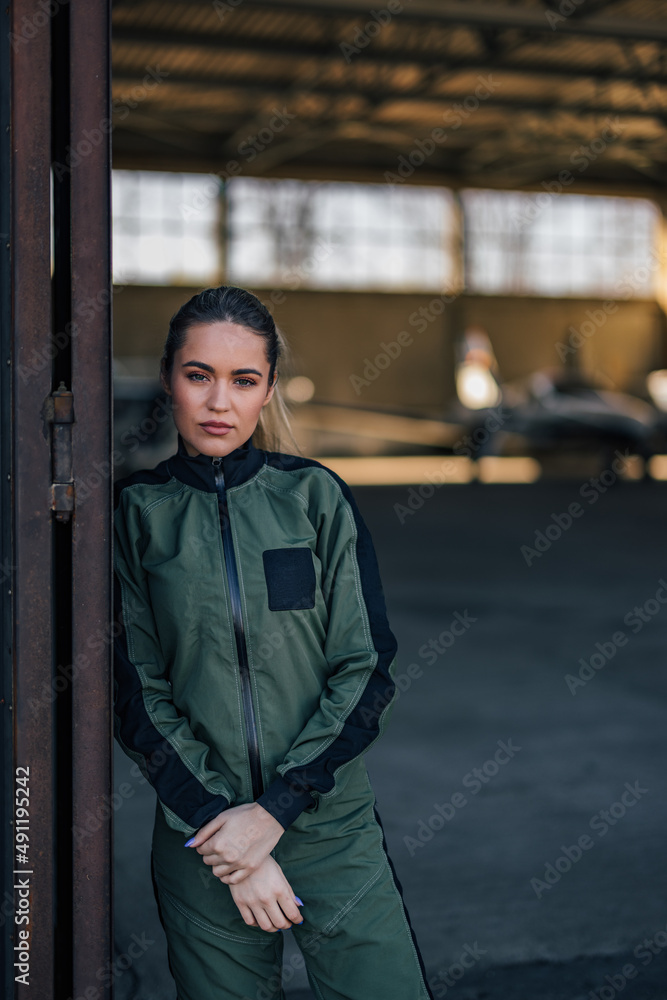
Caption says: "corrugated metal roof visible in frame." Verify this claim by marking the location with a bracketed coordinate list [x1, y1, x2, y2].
[111, 0, 667, 193]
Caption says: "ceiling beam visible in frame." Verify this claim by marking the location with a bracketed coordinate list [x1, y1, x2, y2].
[111, 0, 667, 43]
[545, 0, 630, 18]
[112, 71, 667, 123]
[111, 26, 667, 87]
[110, 142, 667, 197]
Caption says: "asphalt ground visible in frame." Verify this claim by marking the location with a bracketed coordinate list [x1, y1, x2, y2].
[114, 478, 667, 1000]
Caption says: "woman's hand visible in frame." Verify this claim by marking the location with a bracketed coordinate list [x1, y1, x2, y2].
[187, 803, 284, 883]
[228, 855, 303, 932]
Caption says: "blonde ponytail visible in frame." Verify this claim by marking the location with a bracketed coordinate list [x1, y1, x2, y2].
[253, 327, 302, 455]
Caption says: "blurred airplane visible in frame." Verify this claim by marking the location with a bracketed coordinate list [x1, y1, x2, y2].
[453, 327, 661, 468]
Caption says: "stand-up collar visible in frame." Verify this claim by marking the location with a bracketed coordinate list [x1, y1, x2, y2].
[166, 431, 266, 492]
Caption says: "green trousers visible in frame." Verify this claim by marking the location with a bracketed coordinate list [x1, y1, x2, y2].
[150, 768, 433, 1000]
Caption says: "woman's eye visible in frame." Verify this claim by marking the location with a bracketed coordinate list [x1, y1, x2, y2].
[186, 373, 257, 386]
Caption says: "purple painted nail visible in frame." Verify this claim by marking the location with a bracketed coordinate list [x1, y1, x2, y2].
[184, 836, 196, 847]
[294, 896, 304, 906]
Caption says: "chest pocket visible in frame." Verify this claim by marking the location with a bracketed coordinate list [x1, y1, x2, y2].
[262, 547, 316, 611]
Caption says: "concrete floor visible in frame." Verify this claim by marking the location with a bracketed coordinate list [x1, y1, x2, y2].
[115, 478, 667, 1000]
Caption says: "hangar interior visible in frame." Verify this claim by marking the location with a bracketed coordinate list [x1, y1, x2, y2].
[108, 4, 667, 1000]
[111, 0, 667, 480]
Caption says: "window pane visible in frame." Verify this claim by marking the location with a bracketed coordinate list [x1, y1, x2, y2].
[226, 177, 458, 293]
[112, 170, 222, 285]
[462, 189, 660, 297]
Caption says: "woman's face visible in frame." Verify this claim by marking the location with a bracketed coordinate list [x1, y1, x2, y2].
[162, 321, 276, 458]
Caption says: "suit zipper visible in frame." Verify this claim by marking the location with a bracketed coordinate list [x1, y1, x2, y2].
[211, 456, 264, 800]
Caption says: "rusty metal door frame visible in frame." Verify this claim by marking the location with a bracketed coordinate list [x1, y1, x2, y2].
[1, 6, 14, 996]
[69, 1, 114, 994]
[2, 2, 113, 997]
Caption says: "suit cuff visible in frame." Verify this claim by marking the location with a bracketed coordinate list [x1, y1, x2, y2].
[256, 774, 316, 829]
[183, 795, 233, 837]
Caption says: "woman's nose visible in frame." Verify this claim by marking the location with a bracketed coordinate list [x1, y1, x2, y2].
[207, 380, 231, 410]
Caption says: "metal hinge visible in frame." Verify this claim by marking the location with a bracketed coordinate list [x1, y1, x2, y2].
[43, 381, 75, 523]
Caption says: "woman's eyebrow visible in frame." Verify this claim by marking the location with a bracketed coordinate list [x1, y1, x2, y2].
[182, 360, 214, 373]
[181, 361, 263, 377]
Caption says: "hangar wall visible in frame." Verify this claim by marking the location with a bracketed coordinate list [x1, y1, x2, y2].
[464, 295, 666, 397]
[113, 285, 665, 414]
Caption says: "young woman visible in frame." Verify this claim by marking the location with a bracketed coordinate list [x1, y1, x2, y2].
[113, 285, 434, 1000]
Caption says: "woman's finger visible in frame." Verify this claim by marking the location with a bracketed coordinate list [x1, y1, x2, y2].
[218, 867, 250, 885]
[253, 906, 280, 933]
[185, 814, 225, 849]
[201, 851, 235, 867]
[217, 872, 238, 885]
[206, 858, 235, 873]
[236, 903, 258, 928]
[211, 863, 235, 878]
[277, 889, 302, 925]
[264, 900, 292, 931]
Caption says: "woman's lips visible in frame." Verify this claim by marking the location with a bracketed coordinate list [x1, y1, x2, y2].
[200, 423, 233, 435]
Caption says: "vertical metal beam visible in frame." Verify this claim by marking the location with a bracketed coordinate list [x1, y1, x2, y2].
[69, 1, 113, 995]
[51, 8, 74, 995]
[9, 1, 55, 997]
[4, 2, 113, 996]
[219, 180, 229, 284]
[446, 189, 466, 402]
[0, 5, 13, 998]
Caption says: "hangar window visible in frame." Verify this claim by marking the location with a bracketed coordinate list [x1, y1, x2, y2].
[225, 177, 459, 293]
[112, 170, 222, 285]
[462, 190, 660, 297]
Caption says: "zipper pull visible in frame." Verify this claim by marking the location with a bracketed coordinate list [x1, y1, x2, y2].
[211, 455, 225, 491]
